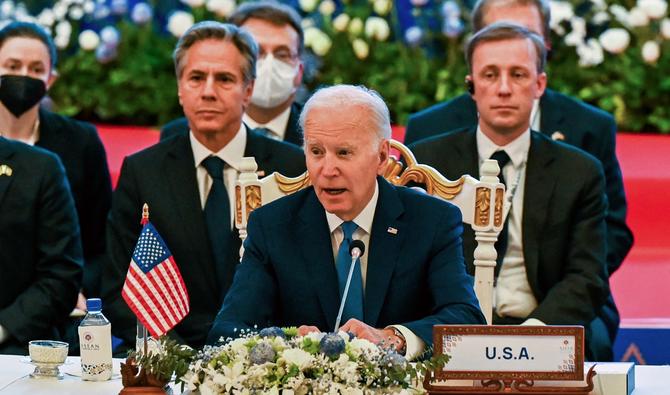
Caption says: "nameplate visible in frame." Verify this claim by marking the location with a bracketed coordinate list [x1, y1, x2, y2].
[433, 325, 584, 381]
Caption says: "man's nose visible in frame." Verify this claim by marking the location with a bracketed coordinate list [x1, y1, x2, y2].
[201, 76, 216, 98]
[497, 75, 512, 96]
[321, 154, 339, 176]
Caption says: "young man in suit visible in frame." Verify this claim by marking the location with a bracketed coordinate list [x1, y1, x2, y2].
[161, 1, 305, 146]
[410, 23, 611, 360]
[207, 85, 485, 359]
[103, 22, 306, 350]
[0, 138, 83, 355]
[406, 0, 631, 359]
[0, 21, 112, 300]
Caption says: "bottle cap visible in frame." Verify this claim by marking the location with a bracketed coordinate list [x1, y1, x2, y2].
[86, 298, 102, 311]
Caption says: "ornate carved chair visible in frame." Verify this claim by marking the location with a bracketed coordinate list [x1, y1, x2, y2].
[234, 140, 504, 324]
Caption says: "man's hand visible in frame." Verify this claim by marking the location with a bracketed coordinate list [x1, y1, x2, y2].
[298, 325, 321, 336]
[340, 319, 405, 353]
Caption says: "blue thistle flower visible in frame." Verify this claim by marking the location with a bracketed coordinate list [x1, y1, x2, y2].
[259, 326, 285, 338]
[249, 342, 276, 365]
[320, 333, 345, 358]
[381, 351, 408, 371]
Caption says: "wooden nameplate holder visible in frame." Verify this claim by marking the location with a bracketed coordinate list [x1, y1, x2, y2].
[424, 326, 596, 394]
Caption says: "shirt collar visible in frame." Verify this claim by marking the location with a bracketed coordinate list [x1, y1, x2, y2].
[326, 181, 379, 235]
[189, 123, 247, 170]
[476, 126, 530, 169]
[242, 106, 292, 140]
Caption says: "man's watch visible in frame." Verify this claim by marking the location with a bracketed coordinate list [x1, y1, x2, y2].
[388, 326, 407, 356]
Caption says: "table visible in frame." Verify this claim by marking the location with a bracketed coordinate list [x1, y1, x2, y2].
[0, 354, 666, 394]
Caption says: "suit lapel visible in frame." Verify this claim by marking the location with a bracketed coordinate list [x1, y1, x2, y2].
[164, 136, 219, 291]
[244, 127, 271, 168]
[522, 132, 556, 286]
[365, 178, 406, 326]
[298, 190, 341, 331]
[0, 139, 16, 206]
[539, 89, 566, 138]
[454, 128, 480, 178]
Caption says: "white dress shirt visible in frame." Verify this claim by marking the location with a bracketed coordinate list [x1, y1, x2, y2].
[189, 124, 247, 229]
[324, 183, 426, 359]
[477, 127, 544, 326]
[243, 106, 292, 141]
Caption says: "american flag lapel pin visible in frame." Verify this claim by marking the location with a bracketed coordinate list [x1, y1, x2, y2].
[551, 131, 565, 141]
[387, 226, 398, 235]
[0, 164, 12, 176]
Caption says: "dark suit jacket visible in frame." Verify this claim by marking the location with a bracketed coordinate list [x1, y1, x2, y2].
[0, 138, 83, 354]
[36, 108, 112, 297]
[410, 129, 610, 357]
[207, 177, 486, 347]
[102, 129, 305, 349]
[405, 90, 633, 276]
[160, 102, 304, 146]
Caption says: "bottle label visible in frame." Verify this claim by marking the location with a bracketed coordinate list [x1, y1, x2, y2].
[78, 323, 113, 381]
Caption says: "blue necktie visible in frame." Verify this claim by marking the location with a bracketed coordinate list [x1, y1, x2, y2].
[201, 156, 231, 293]
[336, 221, 364, 322]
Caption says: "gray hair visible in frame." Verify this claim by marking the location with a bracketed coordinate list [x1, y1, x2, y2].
[229, 0, 304, 55]
[465, 22, 547, 74]
[299, 85, 392, 145]
[172, 21, 258, 83]
[471, 0, 552, 40]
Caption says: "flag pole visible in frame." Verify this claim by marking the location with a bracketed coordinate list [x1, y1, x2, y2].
[136, 204, 150, 356]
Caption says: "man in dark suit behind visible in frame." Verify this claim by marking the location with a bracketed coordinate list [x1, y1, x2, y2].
[0, 138, 83, 355]
[207, 85, 485, 360]
[410, 23, 610, 360]
[405, 0, 631, 357]
[102, 22, 305, 350]
[161, 1, 306, 146]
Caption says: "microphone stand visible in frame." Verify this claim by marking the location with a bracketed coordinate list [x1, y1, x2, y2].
[334, 240, 366, 332]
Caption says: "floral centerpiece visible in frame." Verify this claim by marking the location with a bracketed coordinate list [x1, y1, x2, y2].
[182, 327, 448, 394]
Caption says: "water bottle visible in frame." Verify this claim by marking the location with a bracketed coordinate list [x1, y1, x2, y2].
[78, 298, 113, 381]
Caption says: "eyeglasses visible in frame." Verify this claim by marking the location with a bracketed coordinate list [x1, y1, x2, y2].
[259, 48, 299, 64]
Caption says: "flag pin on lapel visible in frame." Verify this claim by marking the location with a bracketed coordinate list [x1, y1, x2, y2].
[0, 164, 12, 177]
[551, 131, 565, 141]
[387, 226, 398, 235]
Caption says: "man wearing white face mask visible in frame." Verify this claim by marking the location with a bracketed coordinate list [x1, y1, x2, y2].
[161, 1, 305, 146]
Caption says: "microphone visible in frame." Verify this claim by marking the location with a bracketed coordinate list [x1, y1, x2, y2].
[334, 240, 366, 332]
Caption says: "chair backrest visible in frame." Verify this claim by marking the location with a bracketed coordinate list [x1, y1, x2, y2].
[234, 140, 504, 324]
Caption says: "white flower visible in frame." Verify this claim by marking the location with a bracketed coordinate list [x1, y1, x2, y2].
[37, 9, 55, 27]
[207, 0, 236, 18]
[549, 1, 574, 31]
[181, 0, 205, 7]
[638, 0, 668, 19]
[54, 34, 70, 49]
[52, 2, 68, 20]
[593, 11, 610, 24]
[299, 0, 318, 12]
[662, 18, 670, 38]
[577, 39, 604, 66]
[280, 348, 314, 370]
[609, 5, 630, 25]
[69, 5, 84, 20]
[55, 20, 72, 38]
[628, 7, 650, 26]
[167, 11, 195, 38]
[83, 0, 95, 14]
[590, 0, 607, 12]
[304, 26, 332, 56]
[78, 29, 100, 51]
[352, 38, 369, 59]
[373, 0, 392, 16]
[0, 1, 14, 17]
[131, 2, 153, 24]
[100, 25, 120, 46]
[564, 16, 586, 46]
[365, 17, 390, 41]
[404, 26, 423, 45]
[319, 0, 336, 16]
[332, 13, 350, 32]
[305, 331, 326, 343]
[599, 28, 631, 54]
[642, 40, 661, 63]
[348, 17, 364, 35]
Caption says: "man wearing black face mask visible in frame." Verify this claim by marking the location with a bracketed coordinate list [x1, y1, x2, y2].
[160, 1, 305, 146]
[0, 22, 112, 304]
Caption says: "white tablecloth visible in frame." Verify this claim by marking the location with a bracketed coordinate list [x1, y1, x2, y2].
[0, 354, 666, 394]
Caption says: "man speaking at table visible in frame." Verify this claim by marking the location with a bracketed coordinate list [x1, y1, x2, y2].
[207, 85, 485, 360]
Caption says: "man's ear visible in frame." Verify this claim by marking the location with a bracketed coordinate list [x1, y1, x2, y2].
[465, 76, 475, 95]
[46, 70, 58, 90]
[376, 139, 390, 175]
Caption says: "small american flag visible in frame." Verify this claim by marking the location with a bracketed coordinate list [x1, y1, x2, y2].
[122, 222, 189, 337]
